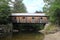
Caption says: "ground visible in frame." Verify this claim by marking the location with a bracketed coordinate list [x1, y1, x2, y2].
[41, 23, 60, 40]
[44, 31, 60, 40]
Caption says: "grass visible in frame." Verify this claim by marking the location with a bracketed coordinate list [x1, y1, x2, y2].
[44, 23, 58, 34]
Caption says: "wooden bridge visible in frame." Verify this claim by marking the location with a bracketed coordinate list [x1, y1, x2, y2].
[9, 13, 49, 32]
[10, 13, 48, 24]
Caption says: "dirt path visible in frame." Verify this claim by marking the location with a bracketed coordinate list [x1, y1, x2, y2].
[44, 31, 60, 40]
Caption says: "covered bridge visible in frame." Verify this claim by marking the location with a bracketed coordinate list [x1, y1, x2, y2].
[10, 13, 48, 31]
[10, 13, 48, 24]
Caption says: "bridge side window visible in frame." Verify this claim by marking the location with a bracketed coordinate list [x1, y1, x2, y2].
[39, 17, 43, 23]
[12, 17, 16, 20]
[41, 17, 43, 19]
[22, 17, 25, 19]
[32, 17, 35, 23]
[32, 17, 34, 19]
[12, 17, 16, 22]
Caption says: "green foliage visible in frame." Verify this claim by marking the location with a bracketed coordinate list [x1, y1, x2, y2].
[45, 24, 57, 31]
[12, 0, 27, 13]
[35, 11, 43, 13]
[0, 0, 11, 24]
[13, 24, 45, 31]
[43, 0, 60, 25]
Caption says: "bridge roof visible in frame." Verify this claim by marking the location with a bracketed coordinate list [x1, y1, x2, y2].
[11, 13, 47, 17]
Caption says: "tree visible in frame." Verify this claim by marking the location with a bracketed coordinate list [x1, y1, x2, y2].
[12, 0, 27, 13]
[35, 11, 43, 13]
[0, 0, 11, 24]
[43, 0, 60, 25]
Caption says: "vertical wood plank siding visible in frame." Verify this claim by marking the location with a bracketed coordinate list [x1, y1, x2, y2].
[11, 16, 48, 23]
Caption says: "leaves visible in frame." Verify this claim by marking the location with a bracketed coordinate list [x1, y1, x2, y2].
[0, 0, 11, 24]
[43, 0, 60, 25]
[12, 0, 27, 13]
